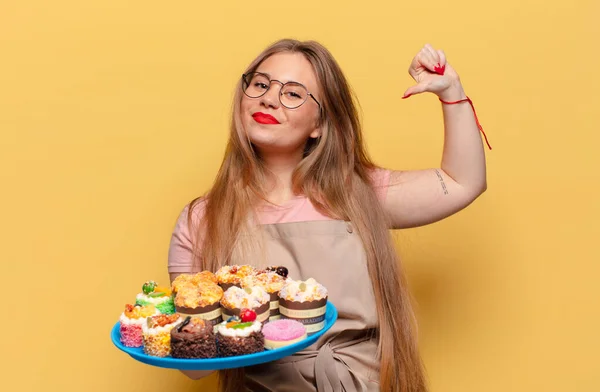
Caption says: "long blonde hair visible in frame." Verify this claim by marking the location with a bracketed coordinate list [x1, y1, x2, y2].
[189, 39, 428, 392]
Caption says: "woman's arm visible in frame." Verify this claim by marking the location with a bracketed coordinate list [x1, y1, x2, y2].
[383, 44, 487, 229]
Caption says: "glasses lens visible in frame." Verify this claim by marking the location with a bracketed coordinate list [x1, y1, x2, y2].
[243, 73, 270, 98]
[280, 82, 308, 108]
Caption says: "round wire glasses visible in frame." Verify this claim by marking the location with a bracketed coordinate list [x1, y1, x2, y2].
[242, 72, 321, 110]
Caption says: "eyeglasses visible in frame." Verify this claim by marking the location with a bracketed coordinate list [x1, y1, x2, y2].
[242, 72, 321, 110]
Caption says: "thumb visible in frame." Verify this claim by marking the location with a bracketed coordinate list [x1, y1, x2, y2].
[402, 83, 428, 99]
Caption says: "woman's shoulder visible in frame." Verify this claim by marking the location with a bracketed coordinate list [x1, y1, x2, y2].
[367, 166, 392, 202]
[172, 196, 208, 232]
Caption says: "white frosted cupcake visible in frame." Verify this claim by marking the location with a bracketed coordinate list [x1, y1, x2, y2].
[119, 304, 160, 347]
[215, 319, 264, 357]
[220, 286, 270, 323]
[242, 271, 288, 321]
[278, 278, 328, 334]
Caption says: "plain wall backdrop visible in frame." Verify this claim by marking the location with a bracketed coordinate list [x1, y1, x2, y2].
[1, 0, 599, 391]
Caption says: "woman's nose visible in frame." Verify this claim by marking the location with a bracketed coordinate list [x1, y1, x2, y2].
[260, 83, 282, 109]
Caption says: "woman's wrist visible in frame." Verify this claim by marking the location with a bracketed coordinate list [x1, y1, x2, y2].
[437, 81, 467, 102]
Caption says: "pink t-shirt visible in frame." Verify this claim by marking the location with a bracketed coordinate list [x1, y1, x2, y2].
[167, 168, 391, 273]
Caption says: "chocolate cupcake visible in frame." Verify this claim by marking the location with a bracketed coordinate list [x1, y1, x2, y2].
[278, 278, 328, 334]
[170, 316, 217, 359]
[220, 286, 270, 323]
[173, 277, 224, 326]
[242, 270, 288, 321]
[215, 265, 256, 291]
[216, 319, 264, 357]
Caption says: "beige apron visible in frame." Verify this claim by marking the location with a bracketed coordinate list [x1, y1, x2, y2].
[244, 220, 381, 392]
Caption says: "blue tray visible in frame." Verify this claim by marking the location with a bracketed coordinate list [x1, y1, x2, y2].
[111, 302, 337, 370]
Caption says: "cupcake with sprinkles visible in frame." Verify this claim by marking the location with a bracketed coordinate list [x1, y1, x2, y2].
[135, 280, 175, 315]
[220, 285, 270, 323]
[242, 267, 289, 321]
[141, 313, 181, 357]
[278, 278, 328, 334]
[215, 265, 256, 290]
[262, 319, 307, 350]
[119, 303, 160, 348]
[216, 309, 264, 357]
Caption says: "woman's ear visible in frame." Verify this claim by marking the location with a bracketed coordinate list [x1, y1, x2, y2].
[309, 128, 321, 139]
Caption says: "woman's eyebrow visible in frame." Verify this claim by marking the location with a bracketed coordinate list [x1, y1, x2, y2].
[255, 71, 299, 85]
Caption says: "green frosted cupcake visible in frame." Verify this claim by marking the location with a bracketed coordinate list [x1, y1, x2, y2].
[134, 280, 175, 314]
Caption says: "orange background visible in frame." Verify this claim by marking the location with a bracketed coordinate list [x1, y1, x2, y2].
[1, 0, 599, 391]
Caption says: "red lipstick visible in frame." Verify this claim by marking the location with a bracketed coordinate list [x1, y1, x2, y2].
[252, 112, 280, 125]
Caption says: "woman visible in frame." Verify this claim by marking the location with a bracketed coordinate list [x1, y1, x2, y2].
[168, 39, 487, 392]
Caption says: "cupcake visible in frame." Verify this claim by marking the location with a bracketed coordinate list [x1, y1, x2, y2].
[215, 265, 256, 290]
[242, 269, 288, 321]
[135, 280, 175, 315]
[119, 304, 160, 347]
[173, 278, 224, 326]
[141, 314, 181, 357]
[262, 319, 307, 350]
[216, 310, 264, 357]
[220, 286, 270, 323]
[170, 316, 217, 359]
[171, 271, 218, 293]
[278, 278, 328, 334]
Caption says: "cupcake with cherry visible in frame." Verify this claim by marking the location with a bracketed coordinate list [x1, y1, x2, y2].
[242, 266, 289, 321]
[216, 308, 264, 356]
[220, 285, 270, 323]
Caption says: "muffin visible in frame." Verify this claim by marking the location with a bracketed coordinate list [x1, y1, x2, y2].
[242, 270, 288, 321]
[278, 278, 328, 334]
[171, 271, 218, 293]
[135, 280, 175, 315]
[141, 313, 181, 357]
[170, 316, 217, 359]
[220, 286, 270, 323]
[215, 265, 256, 290]
[262, 319, 307, 350]
[215, 311, 264, 357]
[173, 277, 224, 326]
[119, 303, 159, 347]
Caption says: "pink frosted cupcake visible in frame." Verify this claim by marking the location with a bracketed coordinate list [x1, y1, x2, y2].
[262, 319, 307, 350]
[119, 304, 159, 347]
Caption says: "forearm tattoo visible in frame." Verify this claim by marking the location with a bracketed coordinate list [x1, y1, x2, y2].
[435, 170, 449, 195]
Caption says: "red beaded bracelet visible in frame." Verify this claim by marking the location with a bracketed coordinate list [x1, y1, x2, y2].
[439, 97, 492, 150]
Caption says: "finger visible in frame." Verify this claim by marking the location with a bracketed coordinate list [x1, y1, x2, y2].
[402, 83, 428, 99]
[437, 49, 447, 67]
[433, 49, 447, 75]
[417, 49, 438, 73]
[424, 44, 440, 63]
